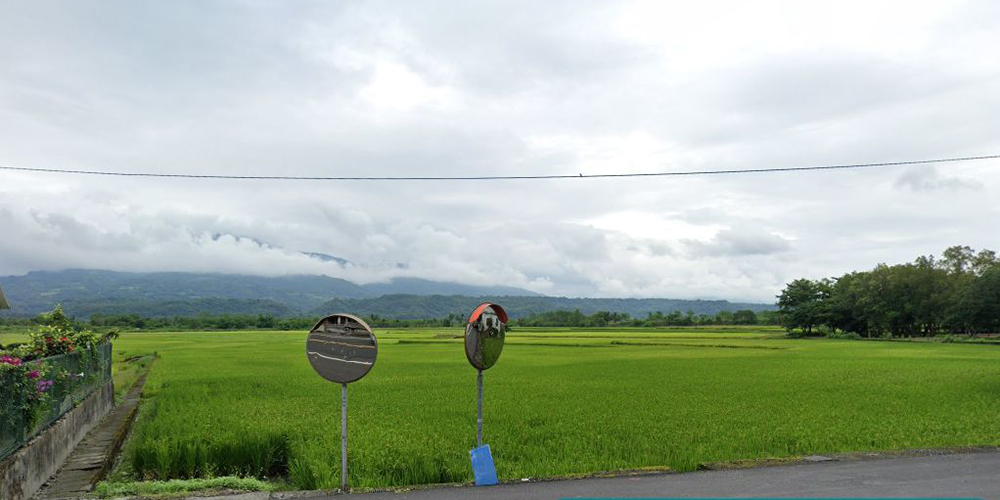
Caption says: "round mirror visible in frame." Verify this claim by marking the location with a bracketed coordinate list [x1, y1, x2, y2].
[306, 314, 378, 383]
[464, 303, 507, 370]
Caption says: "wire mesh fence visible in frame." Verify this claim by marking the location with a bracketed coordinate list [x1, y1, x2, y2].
[0, 342, 112, 460]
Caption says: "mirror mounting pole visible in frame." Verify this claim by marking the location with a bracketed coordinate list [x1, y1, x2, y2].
[477, 369, 484, 447]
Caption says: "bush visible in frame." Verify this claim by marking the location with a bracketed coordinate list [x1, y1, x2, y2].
[826, 331, 862, 340]
[0, 354, 54, 430]
[1, 306, 118, 434]
[785, 328, 825, 339]
[6, 306, 118, 362]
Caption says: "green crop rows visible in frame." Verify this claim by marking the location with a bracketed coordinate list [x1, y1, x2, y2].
[111, 328, 1000, 490]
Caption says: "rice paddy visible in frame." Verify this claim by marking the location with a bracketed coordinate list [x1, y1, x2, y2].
[110, 328, 1000, 490]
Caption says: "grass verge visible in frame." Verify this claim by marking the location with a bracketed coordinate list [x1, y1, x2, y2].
[112, 354, 155, 402]
[93, 476, 277, 497]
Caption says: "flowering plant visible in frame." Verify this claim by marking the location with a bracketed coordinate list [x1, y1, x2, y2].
[8, 306, 115, 361]
[1, 354, 22, 366]
[19, 306, 79, 359]
[1, 306, 115, 435]
[0, 354, 54, 429]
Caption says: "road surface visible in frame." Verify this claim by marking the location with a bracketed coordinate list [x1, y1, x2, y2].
[341, 451, 1000, 499]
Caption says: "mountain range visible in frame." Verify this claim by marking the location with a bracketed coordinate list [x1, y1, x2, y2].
[0, 269, 773, 319]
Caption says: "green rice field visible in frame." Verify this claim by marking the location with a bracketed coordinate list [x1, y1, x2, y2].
[109, 327, 1000, 490]
[0, 332, 29, 346]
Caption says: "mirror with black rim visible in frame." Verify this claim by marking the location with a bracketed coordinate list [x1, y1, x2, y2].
[306, 314, 378, 383]
[464, 303, 507, 370]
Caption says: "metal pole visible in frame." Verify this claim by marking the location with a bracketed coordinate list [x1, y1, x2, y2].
[341, 382, 348, 492]
[477, 369, 483, 447]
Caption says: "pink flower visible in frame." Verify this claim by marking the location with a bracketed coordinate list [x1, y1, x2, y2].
[27, 370, 40, 379]
[36, 380, 54, 393]
[1, 355, 22, 366]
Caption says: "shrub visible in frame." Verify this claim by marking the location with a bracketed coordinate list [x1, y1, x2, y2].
[826, 331, 862, 340]
[0, 306, 118, 435]
[0, 354, 55, 430]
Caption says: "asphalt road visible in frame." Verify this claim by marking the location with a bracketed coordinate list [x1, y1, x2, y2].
[337, 451, 1000, 499]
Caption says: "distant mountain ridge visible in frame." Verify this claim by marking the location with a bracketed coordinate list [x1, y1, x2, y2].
[0, 269, 774, 319]
[0, 269, 541, 317]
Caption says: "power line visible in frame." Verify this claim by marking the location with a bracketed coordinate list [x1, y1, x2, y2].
[1, 154, 997, 181]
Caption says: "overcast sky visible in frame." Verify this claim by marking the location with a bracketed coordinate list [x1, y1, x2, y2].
[1, 0, 998, 302]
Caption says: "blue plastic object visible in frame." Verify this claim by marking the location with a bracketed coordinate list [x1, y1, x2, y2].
[470, 444, 499, 486]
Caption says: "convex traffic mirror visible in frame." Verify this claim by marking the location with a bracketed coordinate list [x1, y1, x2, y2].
[464, 303, 508, 371]
[307, 313, 378, 383]
[306, 313, 377, 492]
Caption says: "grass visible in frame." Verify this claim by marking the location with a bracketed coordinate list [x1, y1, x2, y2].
[94, 476, 275, 497]
[105, 327, 1000, 490]
[111, 352, 154, 401]
[0, 332, 29, 347]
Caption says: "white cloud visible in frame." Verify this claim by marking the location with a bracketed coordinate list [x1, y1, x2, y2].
[584, 212, 719, 242]
[1, 0, 999, 303]
[359, 61, 455, 111]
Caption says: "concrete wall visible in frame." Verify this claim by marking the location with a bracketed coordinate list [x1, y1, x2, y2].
[0, 381, 113, 500]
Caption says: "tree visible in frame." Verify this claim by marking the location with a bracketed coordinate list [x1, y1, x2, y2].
[777, 279, 826, 334]
[825, 272, 870, 336]
[732, 309, 757, 325]
[907, 258, 952, 336]
[780, 245, 999, 338]
[972, 249, 999, 276]
[714, 310, 734, 325]
[940, 245, 975, 274]
[960, 264, 1000, 333]
[256, 314, 277, 329]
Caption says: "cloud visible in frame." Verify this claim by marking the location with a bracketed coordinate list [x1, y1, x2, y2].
[685, 228, 792, 257]
[894, 165, 983, 191]
[1, 0, 999, 303]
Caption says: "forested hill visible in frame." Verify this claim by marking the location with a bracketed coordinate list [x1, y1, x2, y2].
[0, 269, 539, 317]
[0, 269, 772, 319]
[312, 295, 774, 320]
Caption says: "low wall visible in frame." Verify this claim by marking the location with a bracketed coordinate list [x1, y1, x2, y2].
[0, 380, 114, 500]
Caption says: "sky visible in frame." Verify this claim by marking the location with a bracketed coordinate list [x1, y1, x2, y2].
[1, 0, 998, 302]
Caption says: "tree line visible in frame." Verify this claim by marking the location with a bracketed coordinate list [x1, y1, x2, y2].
[512, 309, 778, 327]
[0, 309, 778, 331]
[777, 245, 1000, 337]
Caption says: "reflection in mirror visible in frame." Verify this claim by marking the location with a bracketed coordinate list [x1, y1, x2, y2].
[306, 314, 378, 383]
[465, 304, 506, 370]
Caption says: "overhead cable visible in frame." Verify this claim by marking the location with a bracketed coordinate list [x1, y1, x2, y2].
[1, 154, 997, 181]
